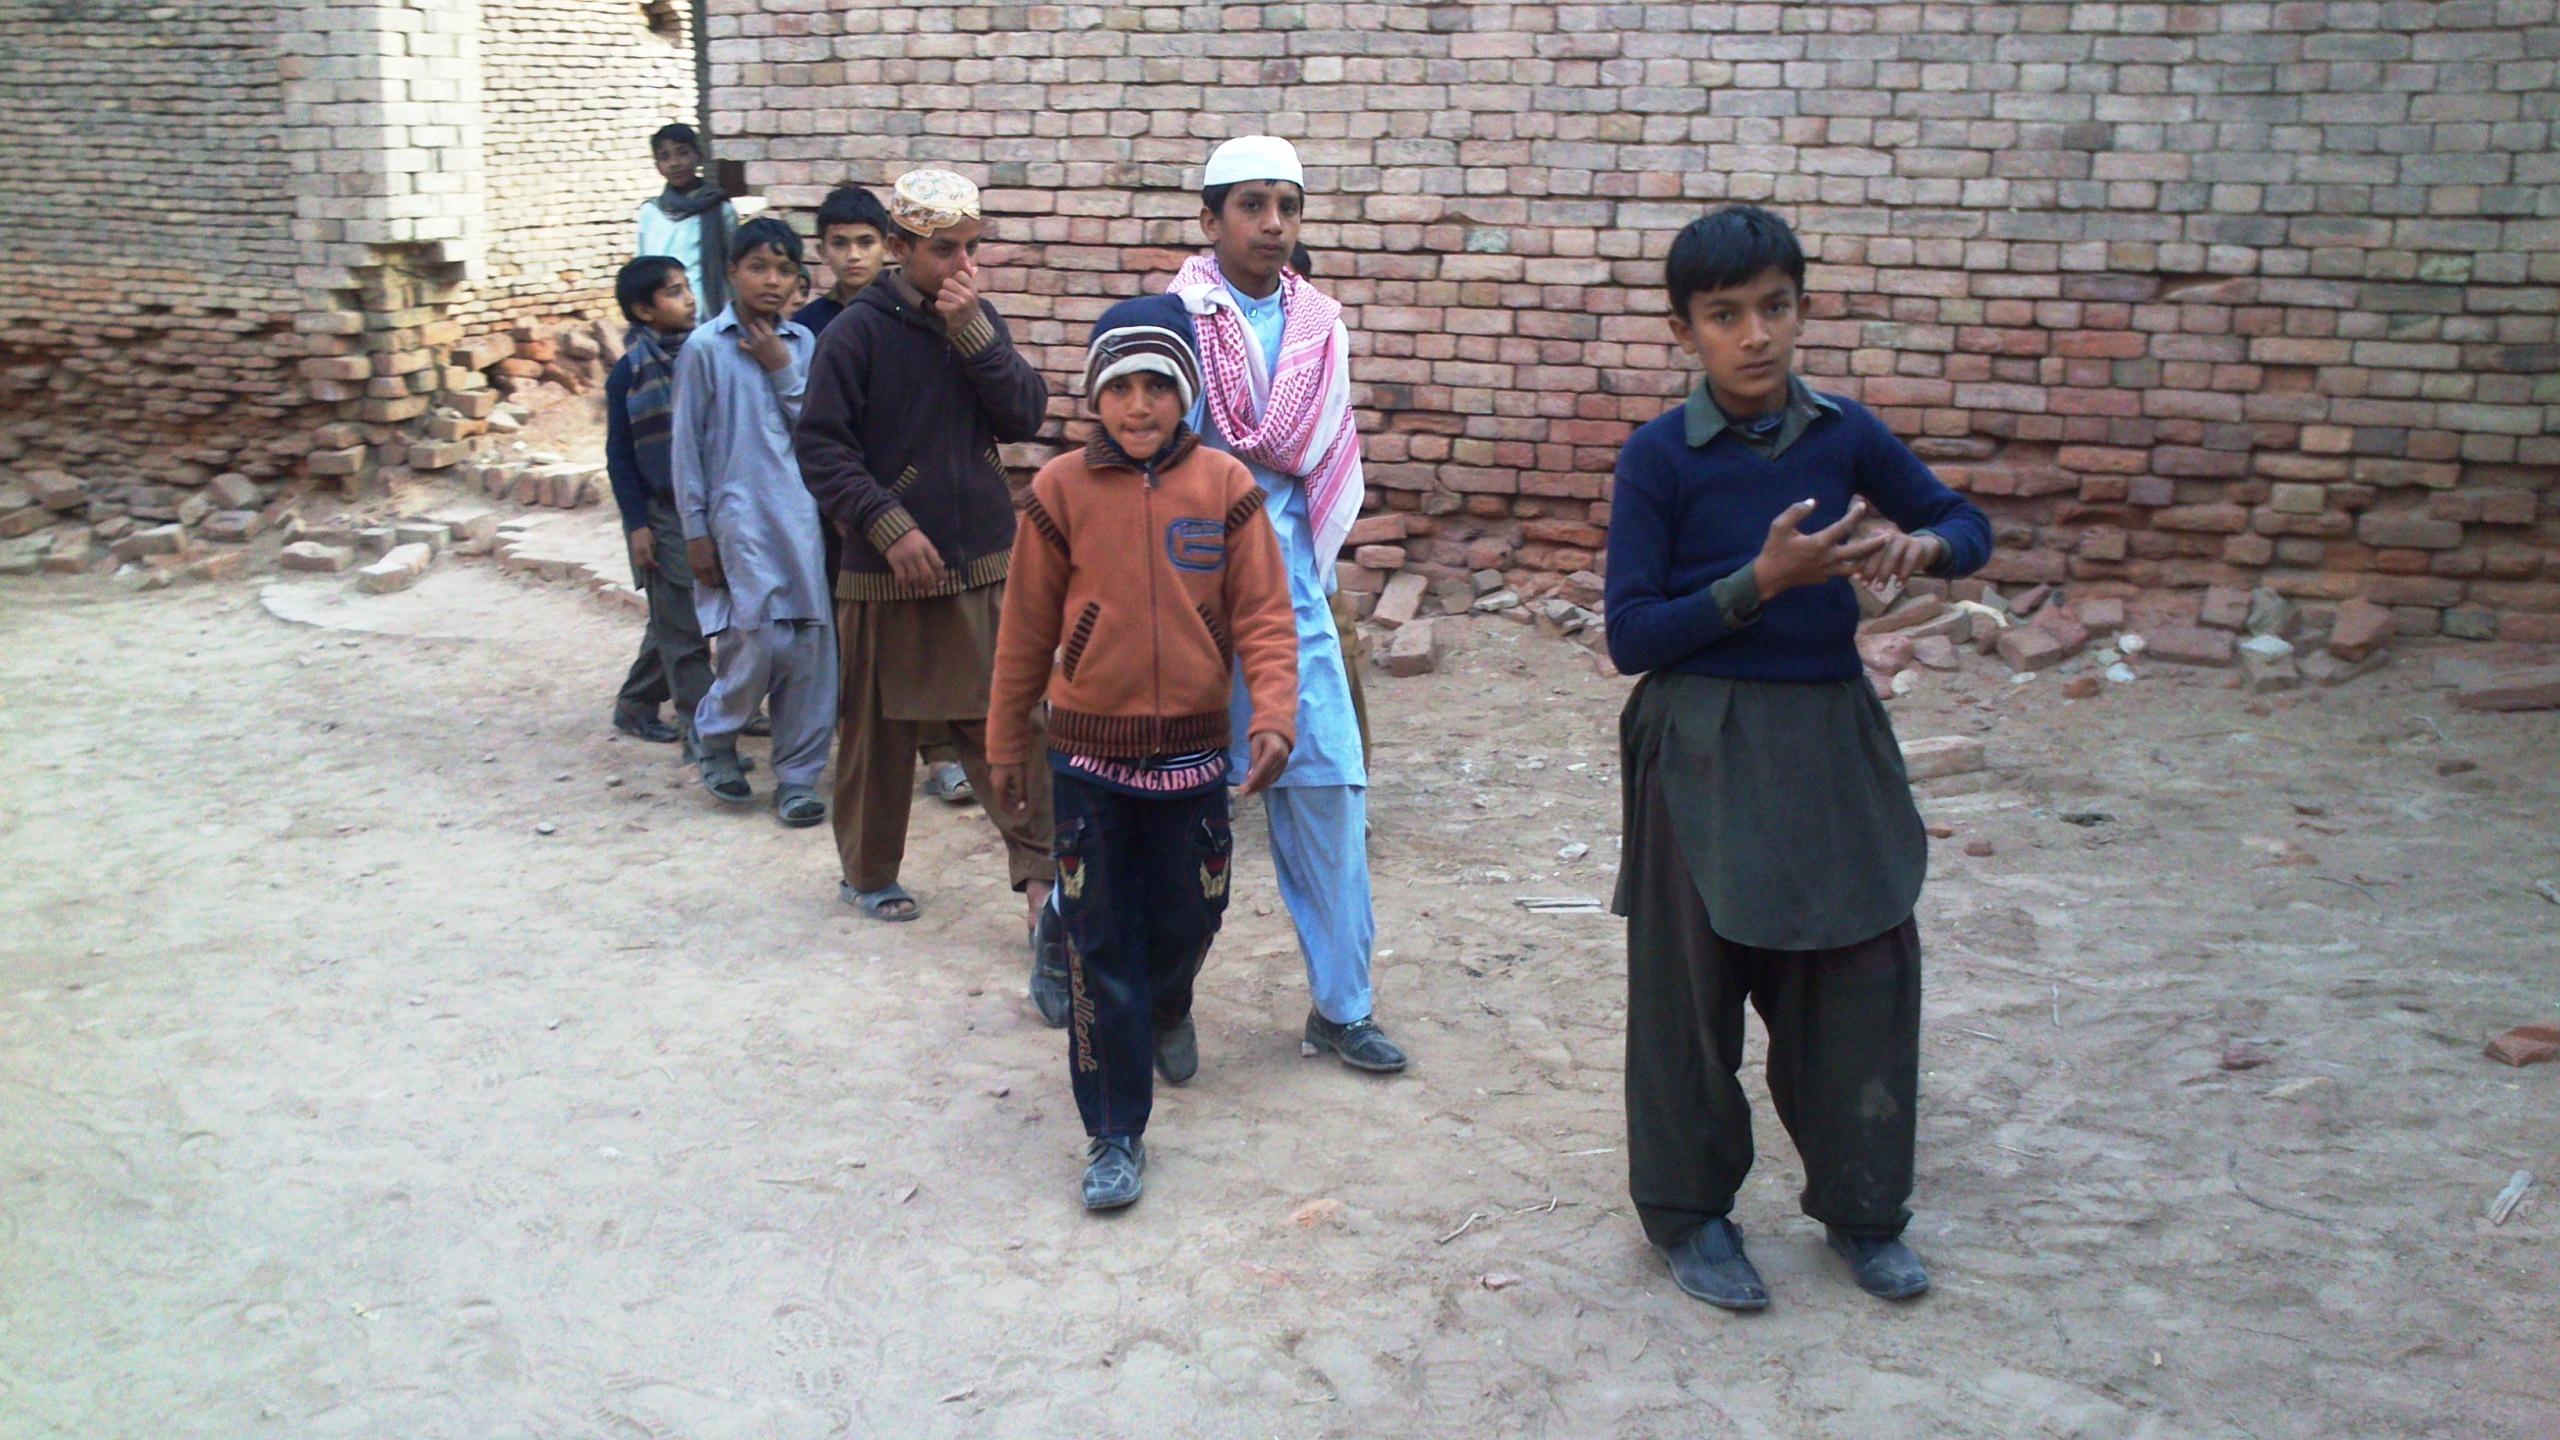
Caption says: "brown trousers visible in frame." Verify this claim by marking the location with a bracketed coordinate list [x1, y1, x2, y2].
[830, 605, 1055, 896]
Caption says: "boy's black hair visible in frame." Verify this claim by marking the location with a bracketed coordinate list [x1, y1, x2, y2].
[1200, 179, 1304, 216]
[616, 255, 687, 324]
[815, 185, 891, 237]
[1665, 205, 1806, 318]
[728, 215, 804, 266]
[651, 123, 701, 155]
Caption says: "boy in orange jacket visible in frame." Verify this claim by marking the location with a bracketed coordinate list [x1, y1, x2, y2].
[988, 325, 1298, 1211]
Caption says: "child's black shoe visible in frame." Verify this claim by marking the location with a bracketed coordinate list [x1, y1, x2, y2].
[1301, 1010, 1408, 1073]
[1825, 1227, 1930, 1299]
[1029, 903, 1070, 1028]
[1663, 1217, 1770, 1312]
[1154, 1017, 1198, 1085]
[1081, 1136, 1144, 1210]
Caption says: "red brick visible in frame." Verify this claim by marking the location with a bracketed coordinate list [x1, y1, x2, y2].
[2326, 598, 2397, 661]
[2454, 666, 2560, 712]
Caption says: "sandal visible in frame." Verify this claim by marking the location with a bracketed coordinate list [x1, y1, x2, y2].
[699, 746, 754, 805]
[839, 881, 919, 922]
[923, 761, 974, 805]
[773, 783, 826, 828]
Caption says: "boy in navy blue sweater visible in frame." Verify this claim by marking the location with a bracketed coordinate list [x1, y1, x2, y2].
[1604, 206, 1993, 1313]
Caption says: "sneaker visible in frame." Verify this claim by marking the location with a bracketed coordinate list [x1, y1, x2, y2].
[1300, 1010, 1408, 1073]
[1662, 1217, 1770, 1312]
[1825, 1227, 1931, 1300]
[1028, 903, 1070, 1028]
[612, 708, 681, 743]
[923, 761, 974, 804]
[1081, 1135, 1145, 1210]
[1154, 1017, 1198, 1086]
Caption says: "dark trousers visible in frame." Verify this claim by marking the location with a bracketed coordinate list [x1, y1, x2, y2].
[1054, 768, 1232, 1140]
[1623, 769, 1922, 1248]
[615, 502, 712, 723]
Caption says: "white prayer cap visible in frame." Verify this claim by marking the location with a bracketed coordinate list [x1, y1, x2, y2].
[1201, 135, 1306, 191]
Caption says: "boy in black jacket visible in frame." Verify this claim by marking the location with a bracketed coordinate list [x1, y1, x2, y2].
[792, 169, 1066, 1014]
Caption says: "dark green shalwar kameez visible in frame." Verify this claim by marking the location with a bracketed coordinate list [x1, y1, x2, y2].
[1611, 379, 1933, 1249]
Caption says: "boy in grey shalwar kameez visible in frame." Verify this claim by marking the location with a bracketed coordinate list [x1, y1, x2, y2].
[672, 216, 839, 826]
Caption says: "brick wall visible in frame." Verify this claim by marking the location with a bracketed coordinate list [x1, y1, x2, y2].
[469, 0, 697, 333]
[0, 0, 317, 459]
[0, 0, 696, 489]
[707, 0, 2560, 641]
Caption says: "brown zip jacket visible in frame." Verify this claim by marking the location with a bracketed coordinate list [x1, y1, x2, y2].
[988, 428, 1299, 766]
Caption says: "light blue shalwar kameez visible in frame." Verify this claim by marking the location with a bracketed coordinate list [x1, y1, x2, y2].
[1198, 281, 1378, 1026]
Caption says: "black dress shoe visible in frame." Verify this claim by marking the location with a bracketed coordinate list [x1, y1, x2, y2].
[1826, 1227, 1931, 1299]
[613, 709, 681, 743]
[1154, 1017, 1198, 1085]
[1300, 1010, 1408, 1072]
[1662, 1217, 1770, 1311]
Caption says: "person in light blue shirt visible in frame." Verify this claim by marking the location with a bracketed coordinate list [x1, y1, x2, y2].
[671, 217, 836, 827]
[1090, 135, 1409, 1076]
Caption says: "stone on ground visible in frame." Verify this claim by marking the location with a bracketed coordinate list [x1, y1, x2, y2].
[2453, 666, 2560, 713]
[1380, 618, 1444, 677]
[1899, 735, 1987, 781]
[280, 541, 354, 573]
[357, 542, 435, 595]
[1373, 571, 1429, 629]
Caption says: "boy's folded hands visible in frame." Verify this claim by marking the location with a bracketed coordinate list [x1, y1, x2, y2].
[1750, 497, 1889, 599]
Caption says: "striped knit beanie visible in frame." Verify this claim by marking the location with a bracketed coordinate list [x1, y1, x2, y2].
[1083, 325, 1202, 414]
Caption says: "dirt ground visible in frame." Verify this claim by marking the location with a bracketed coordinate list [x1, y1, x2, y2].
[2, 548, 2556, 1439]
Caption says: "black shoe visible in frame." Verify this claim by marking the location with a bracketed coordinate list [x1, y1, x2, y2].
[1154, 1017, 1198, 1086]
[1081, 1135, 1145, 1210]
[613, 708, 681, 743]
[1029, 903, 1070, 1029]
[1662, 1218, 1770, 1312]
[1300, 1010, 1408, 1072]
[1825, 1227, 1931, 1300]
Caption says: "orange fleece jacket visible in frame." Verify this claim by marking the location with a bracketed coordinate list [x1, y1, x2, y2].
[988, 432, 1299, 766]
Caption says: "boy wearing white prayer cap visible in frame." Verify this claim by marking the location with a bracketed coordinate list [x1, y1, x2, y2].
[1089, 135, 1412, 1078]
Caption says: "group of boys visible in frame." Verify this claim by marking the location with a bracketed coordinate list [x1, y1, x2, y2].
[602, 132, 1414, 1213]
[603, 124, 1999, 1309]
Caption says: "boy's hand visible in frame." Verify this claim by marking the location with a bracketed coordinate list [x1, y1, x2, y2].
[739, 316, 790, 373]
[1238, 731, 1292, 797]
[1849, 517, 1948, 588]
[688, 536, 726, 590]
[884, 529, 949, 590]
[933, 268, 980, 330]
[991, 763, 1027, 817]
[628, 527, 656, 573]
[1750, 497, 1889, 600]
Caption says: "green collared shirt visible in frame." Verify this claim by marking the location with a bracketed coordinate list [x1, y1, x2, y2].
[1683, 373, 1840, 459]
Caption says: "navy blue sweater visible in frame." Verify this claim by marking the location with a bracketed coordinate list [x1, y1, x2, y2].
[1603, 392, 1993, 680]
[603, 352, 658, 536]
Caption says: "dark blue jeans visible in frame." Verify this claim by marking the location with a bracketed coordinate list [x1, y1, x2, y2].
[1052, 766, 1232, 1140]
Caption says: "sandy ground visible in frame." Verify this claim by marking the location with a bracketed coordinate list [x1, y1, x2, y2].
[2, 556, 2556, 1440]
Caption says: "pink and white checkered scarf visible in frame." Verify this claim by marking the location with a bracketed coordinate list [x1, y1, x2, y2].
[1169, 253, 1364, 572]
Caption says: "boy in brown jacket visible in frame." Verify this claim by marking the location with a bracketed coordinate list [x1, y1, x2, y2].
[988, 326, 1299, 1211]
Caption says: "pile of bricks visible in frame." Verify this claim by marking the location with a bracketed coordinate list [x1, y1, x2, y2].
[0, 0, 689, 499]
[708, 0, 2560, 641]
